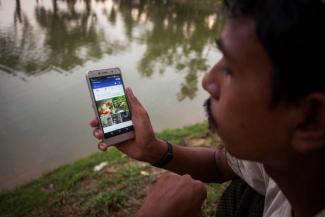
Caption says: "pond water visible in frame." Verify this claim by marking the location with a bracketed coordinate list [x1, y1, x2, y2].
[0, 0, 223, 190]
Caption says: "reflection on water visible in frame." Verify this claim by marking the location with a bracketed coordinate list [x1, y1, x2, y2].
[1, 0, 128, 74]
[0, 0, 223, 100]
[0, 0, 223, 189]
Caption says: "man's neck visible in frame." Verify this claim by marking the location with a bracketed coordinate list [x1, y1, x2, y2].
[264, 154, 325, 217]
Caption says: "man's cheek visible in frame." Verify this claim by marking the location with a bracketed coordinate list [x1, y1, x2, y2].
[213, 104, 239, 143]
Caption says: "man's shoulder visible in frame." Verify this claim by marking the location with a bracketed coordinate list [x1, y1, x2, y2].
[314, 209, 325, 217]
[225, 151, 268, 195]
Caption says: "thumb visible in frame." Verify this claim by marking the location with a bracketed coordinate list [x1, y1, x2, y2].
[126, 87, 143, 115]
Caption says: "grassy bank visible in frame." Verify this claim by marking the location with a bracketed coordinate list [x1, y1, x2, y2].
[0, 122, 227, 217]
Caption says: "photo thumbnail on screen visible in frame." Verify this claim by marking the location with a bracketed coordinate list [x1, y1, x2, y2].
[96, 95, 131, 128]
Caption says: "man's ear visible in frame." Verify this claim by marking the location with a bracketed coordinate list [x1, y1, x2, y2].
[291, 93, 325, 153]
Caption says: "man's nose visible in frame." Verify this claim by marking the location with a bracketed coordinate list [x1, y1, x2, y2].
[201, 72, 210, 91]
[202, 69, 220, 100]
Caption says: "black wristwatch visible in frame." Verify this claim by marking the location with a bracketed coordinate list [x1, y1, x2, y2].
[153, 140, 173, 168]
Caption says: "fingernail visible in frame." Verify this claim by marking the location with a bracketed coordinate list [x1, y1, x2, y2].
[99, 143, 107, 150]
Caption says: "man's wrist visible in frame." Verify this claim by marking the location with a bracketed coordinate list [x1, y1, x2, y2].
[152, 140, 173, 168]
[145, 138, 168, 165]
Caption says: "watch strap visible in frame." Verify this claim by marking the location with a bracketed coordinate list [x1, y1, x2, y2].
[153, 140, 173, 168]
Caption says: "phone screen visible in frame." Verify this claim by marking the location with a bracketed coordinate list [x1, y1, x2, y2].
[90, 74, 133, 138]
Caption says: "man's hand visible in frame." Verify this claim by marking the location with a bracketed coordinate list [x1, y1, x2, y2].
[90, 87, 166, 164]
[136, 174, 207, 217]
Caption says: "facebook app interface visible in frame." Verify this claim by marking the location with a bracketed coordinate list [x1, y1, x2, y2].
[90, 75, 132, 136]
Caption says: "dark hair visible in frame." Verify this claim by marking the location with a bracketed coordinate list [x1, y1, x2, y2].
[224, 0, 325, 103]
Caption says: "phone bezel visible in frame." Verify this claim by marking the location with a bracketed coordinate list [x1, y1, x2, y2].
[86, 67, 135, 146]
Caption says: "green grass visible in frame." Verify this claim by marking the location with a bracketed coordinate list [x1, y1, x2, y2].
[0, 122, 227, 217]
[157, 122, 209, 145]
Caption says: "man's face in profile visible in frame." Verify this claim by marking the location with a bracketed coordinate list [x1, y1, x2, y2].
[202, 17, 295, 163]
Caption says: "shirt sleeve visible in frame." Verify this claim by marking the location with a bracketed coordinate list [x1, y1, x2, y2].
[225, 150, 268, 195]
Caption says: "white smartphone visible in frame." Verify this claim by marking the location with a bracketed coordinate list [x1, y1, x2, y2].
[86, 67, 135, 145]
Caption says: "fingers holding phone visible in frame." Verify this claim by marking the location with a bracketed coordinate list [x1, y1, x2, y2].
[87, 69, 166, 164]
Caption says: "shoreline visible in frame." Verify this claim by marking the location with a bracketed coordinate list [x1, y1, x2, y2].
[0, 122, 227, 217]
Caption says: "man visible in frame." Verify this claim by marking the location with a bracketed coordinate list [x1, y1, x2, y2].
[90, 0, 325, 216]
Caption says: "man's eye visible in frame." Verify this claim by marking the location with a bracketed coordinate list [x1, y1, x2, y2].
[220, 66, 233, 75]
